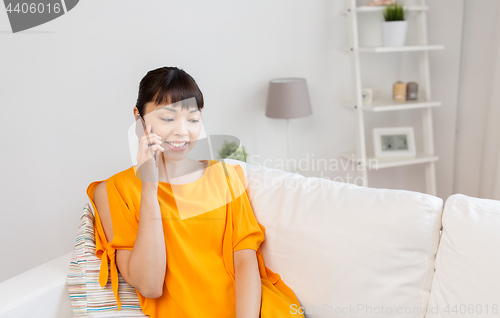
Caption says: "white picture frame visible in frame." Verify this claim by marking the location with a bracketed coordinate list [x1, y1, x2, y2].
[373, 127, 416, 158]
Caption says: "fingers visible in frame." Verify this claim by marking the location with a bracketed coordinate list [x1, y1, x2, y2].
[135, 116, 158, 141]
[150, 143, 165, 167]
[139, 133, 162, 141]
[138, 134, 163, 157]
[139, 127, 162, 149]
[140, 134, 162, 145]
[134, 117, 165, 171]
[135, 114, 161, 142]
[144, 141, 164, 156]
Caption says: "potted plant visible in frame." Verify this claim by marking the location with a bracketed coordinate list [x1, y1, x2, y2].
[218, 140, 248, 162]
[381, 1, 409, 47]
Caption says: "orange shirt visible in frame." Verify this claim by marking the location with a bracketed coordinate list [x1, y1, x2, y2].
[86, 159, 304, 318]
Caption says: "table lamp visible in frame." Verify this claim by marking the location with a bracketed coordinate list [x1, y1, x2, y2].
[265, 78, 312, 172]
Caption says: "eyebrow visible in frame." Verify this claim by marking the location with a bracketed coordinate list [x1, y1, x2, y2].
[158, 107, 199, 113]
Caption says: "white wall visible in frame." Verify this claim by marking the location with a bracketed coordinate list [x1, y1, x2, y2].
[0, 0, 463, 282]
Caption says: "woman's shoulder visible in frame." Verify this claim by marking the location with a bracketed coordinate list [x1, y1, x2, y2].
[222, 161, 246, 182]
[105, 166, 138, 184]
[110, 167, 142, 192]
[214, 160, 248, 195]
[87, 167, 139, 194]
[209, 160, 238, 176]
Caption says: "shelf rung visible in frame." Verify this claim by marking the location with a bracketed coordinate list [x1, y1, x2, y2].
[341, 99, 442, 112]
[357, 5, 429, 12]
[341, 151, 439, 169]
[359, 44, 444, 53]
[359, 45, 445, 53]
[341, 45, 445, 53]
[341, 5, 429, 15]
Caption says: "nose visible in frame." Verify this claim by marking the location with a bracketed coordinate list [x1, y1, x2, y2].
[172, 119, 188, 136]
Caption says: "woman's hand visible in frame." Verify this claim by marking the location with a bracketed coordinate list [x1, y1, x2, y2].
[134, 116, 165, 186]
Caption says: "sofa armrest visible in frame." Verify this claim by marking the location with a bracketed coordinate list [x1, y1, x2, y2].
[0, 251, 74, 318]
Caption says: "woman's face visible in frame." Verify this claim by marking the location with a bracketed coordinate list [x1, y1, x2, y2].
[135, 97, 203, 161]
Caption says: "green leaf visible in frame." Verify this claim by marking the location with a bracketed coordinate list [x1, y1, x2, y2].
[383, 1, 408, 21]
[217, 140, 248, 162]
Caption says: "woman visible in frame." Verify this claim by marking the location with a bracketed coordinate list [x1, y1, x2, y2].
[86, 66, 304, 318]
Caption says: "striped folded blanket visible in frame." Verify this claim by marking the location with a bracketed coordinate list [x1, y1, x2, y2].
[67, 204, 148, 317]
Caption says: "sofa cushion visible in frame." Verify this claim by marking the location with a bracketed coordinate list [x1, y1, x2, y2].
[426, 194, 500, 318]
[224, 159, 443, 318]
[67, 204, 147, 317]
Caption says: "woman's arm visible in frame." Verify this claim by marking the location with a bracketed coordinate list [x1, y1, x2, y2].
[94, 181, 166, 298]
[234, 249, 261, 318]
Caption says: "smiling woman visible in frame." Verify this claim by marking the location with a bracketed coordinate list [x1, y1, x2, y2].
[153, 99, 201, 154]
[86, 66, 305, 317]
[138, 96, 203, 165]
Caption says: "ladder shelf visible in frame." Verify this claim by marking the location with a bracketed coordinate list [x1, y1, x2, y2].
[341, 0, 442, 196]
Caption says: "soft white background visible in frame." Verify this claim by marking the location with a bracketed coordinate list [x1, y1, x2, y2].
[0, 0, 497, 283]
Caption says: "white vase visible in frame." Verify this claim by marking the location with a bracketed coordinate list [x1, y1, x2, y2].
[381, 20, 408, 47]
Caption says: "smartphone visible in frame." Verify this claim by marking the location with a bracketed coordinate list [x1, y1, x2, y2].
[136, 113, 159, 167]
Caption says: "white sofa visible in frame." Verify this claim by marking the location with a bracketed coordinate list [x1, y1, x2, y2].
[1, 159, 499, 318]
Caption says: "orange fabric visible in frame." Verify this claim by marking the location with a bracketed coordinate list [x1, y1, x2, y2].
[86, 159, 304, 318]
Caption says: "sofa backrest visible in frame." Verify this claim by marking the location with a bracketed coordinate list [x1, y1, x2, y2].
[0, 251, 74, 318]
[223, 159, 444, 318]
[426, 194, 500, 318]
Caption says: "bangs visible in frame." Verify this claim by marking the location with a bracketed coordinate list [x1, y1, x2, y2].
[136, 67, 204, 117]
[151, 75, 204, 111]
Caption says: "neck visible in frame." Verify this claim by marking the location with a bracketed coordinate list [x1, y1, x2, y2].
[157, 156, 201, 182]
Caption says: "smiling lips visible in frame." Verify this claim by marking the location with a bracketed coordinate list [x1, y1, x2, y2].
[165, 141, 189, 148]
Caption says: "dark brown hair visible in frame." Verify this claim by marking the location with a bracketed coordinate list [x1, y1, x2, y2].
[135, 66, 204, 117]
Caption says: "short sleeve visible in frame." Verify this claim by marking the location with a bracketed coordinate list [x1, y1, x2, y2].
[86, 175, 139, 311]
[230, 164, 265, 252]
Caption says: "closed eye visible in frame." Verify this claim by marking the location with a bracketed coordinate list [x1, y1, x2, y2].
[160, 119, 200, 123]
